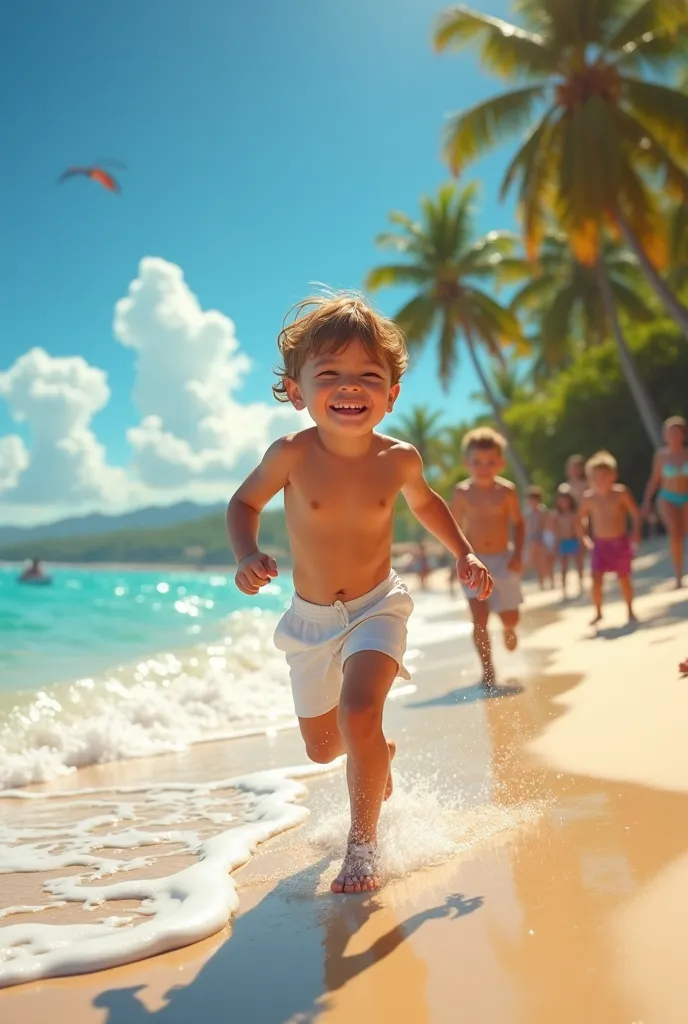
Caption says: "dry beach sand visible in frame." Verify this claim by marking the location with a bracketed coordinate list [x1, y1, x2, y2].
[2, 544, 688, 1023]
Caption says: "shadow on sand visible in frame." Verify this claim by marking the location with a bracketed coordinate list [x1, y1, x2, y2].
[93, 879, 484, 1024]
[405, 682, 524, 709]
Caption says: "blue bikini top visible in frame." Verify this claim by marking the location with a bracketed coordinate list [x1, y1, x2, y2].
[663, 461, 688, 478]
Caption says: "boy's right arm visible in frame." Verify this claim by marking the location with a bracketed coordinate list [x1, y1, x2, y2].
[227, 437, 294, 595]
[577, 497, 593, 550]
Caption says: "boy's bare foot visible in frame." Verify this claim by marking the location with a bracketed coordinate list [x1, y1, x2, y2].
[504, 629, 518, 651]
[680, 659, 688, 675]
[590, 612, 603, 625]
[481, 671, 497, 690]
[384, 740, 396, 801]
[331, 841, 379, 894]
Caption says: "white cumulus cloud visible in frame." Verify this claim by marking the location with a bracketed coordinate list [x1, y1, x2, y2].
[0, 435, 29, 492]
[114, 257, 303, 489]
[0, 348, 126, 505]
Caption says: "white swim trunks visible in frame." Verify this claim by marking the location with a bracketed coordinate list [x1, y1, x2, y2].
[273, 571, 414, 719]
[462, 551, 522, 613]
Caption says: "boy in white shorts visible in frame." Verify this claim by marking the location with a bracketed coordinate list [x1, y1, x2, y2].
[450, 428, 524, 688]
[227, 294, 491, 895]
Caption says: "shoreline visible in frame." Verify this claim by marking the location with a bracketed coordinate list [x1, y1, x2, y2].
[2, 544, 688, 1020]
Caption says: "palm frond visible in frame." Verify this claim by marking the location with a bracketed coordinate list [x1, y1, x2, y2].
[437, 311, 459, 389]
[466, 288, 525, 352]
[443, 85, 547, 175]
[614, 30, 685, 71]
[604, 0, 688, 52]
[610, 278, 657, 320]
[510, 274, 558, 315]
[391, 293, 438, 345]
[434, 6, 557, 77]
[365, 264, 433, 291]
[620, 76, 688, 153]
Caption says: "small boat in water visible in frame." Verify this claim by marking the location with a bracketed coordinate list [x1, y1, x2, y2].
[17, 559, 53, 585]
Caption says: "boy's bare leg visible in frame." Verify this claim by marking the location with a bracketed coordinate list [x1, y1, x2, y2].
[591, 571, 604, 624]
[561, 555, 569, 598]
[575, 549, 585, 593]
[469, 599, 494, 686]
[298, 707, 395, 799]
[618, 574, 636, 622]
[499, 610, 519, 651]
[332, 650, 399, 895]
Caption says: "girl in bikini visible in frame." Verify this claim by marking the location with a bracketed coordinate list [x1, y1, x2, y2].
[642, 416, 688, 588]
[552, 484, 584, 599]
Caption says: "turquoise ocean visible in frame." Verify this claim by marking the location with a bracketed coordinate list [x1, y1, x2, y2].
[0, 564, 293, 789]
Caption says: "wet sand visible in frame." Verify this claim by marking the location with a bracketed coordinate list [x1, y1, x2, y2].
[2, 547, 688, 1022]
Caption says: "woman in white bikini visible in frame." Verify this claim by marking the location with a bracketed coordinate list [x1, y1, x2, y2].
[642, 416, 688, 588]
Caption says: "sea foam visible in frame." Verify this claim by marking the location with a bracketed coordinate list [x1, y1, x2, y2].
[0, 593, 472, 790]
[0, 763, 335, 988]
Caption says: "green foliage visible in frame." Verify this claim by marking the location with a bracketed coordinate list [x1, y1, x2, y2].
[503, 317, 688, 499]
[434, 0, 688, 265]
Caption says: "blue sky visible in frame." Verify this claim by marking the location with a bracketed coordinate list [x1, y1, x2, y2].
[1, 0, 519, 523]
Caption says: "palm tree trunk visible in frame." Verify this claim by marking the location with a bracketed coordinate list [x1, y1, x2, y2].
[464, 330, 531, 493]
[616, 209, 688, 338]
[595, 259, 662, 447]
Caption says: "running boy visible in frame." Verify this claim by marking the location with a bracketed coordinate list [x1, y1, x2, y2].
[226, 295, 492, 895]
[450, 428, 524, 687]
[578, 451, 641, 625]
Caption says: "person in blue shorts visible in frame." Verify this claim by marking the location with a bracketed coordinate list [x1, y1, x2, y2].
[552, 484, 583, 598]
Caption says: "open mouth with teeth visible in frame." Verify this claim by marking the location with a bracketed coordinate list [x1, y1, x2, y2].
[330, 401, 368, 416]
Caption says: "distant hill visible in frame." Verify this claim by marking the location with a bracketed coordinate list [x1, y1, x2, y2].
[0, 507, 289, 566]
[0, 497, 424, 566]
[0, 500, 226, 547]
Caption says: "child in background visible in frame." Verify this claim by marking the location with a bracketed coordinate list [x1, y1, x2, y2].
[566, 454, 588, 506]
[227, 294, 492, 894]
[450, 428, 525, 687]
[552, 484, 583, 599]
[524, 486, 552, 589]
[578, 451, 641, 625]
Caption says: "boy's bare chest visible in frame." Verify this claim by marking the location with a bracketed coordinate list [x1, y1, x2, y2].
[463, 489, 508, 521]
[286, 459, 401, 521]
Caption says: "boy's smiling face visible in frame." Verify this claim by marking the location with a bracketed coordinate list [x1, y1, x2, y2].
[465, 444, 505, 486]
[285, 337, 399, 435]
[589, 466, 615, 495]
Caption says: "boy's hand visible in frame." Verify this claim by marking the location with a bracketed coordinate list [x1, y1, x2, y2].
[583, 536, 594, 552]
[507, 553, 522, 574]
[631, 529, 642, 546]
[235, 552, 278, 595]
[457, 554, 493, 601]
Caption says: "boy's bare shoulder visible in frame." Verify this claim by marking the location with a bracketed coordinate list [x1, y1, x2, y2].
[494, 475, 516, 494]
[375, 432, 421, 465]
[272, 427, 317, 454]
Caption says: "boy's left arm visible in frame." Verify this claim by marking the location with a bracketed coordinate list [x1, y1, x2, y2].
[400, 448, 492, 600]
[623, 487, 642, 544]
[506, 486, 525, 573]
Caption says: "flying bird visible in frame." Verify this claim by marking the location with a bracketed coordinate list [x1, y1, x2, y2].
[57, 161, 125, 193]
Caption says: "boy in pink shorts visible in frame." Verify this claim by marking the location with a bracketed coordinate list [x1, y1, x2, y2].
[577, 451, 641, 625]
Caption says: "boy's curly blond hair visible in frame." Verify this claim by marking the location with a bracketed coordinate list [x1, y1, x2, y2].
[272, 293, 408, 402]
[461, 426, 507, 457]
[586, 450, 617, 475]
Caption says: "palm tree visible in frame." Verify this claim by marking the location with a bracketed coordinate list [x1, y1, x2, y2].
[510, 235, 662, 441]
[365, 182, 531, 491]
[393, 406, 447, 475]
[470, 361, 533, 410]
[433, 0, 688, 339]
